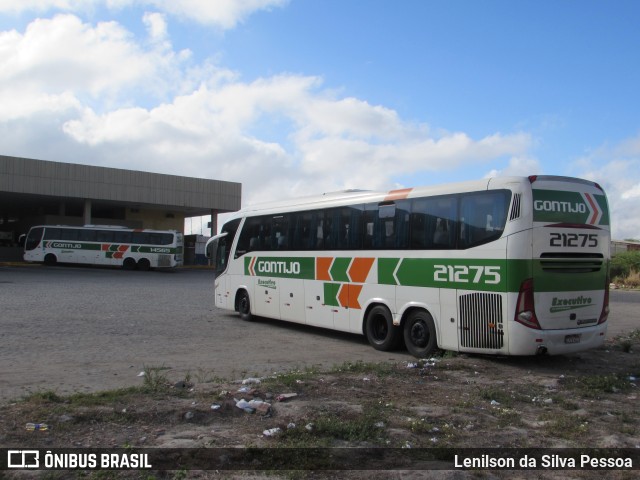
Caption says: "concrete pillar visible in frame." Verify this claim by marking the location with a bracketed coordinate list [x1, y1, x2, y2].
[210, 209, 218, 236]
[83, 199, 92, 225]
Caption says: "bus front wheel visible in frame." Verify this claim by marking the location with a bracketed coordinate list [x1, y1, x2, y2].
[44, 253, 57, 266]
[365, 305, 401, 351]
[403, 310, 437, 358]
[237, 290, 253, 322]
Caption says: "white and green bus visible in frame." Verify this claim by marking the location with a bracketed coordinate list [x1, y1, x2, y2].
[208, 176, 610, 357]
[23, 225, 183, 270]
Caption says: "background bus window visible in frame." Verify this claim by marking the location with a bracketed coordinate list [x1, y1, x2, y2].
[59, 229, 79, 241]
[44, 228, 61, 240]
[78, 229, 97, 242]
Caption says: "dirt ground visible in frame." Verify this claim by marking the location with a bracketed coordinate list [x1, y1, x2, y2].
[1, 330, 639, 479]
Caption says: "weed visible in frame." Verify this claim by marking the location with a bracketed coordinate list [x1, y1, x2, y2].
[563, 373, 634, 398]
[141, 364, 171, 393]
[542, 413, 589, 440]
[329, 360, 395, 376]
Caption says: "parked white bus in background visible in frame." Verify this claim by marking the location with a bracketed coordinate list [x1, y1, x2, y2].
[23, 225, 183, 270]
[208, 176, 610, 358]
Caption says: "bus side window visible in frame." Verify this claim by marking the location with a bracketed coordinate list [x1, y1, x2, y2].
[114, 231, 132, 243]
[44, 228, 61, 240]
[79, 229, 97, 242]
[60, 229, 79, 241]
[97, 230, 115, 243]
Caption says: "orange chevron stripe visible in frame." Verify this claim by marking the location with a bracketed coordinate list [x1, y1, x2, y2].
[348, 257, 374, 283]
[316, 257, 333, 281]
[337, 284, 363, 309]
[384, 188, 413, 201]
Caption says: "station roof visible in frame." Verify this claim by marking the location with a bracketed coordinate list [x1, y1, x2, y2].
[0, 155, 241, 218]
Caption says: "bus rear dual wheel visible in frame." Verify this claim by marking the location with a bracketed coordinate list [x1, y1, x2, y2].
[123, 258, 151, 271]
[365, 306, 437, 358]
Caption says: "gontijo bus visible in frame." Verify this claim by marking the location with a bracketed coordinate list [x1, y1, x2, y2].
[207, 176, 610, 357]
[23, 225, 183, 270]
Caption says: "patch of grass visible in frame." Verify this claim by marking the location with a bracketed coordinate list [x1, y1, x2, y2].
[281, 402, 389, 446]
[478, 386, 516, 407]
[329, 360, 396, 376]
[262, 366, 318, 389]
[22, 390, 64, 403]
[614, 329, 640, 352]
[541, 413, 589, 440]
[562, 373, 634, 399]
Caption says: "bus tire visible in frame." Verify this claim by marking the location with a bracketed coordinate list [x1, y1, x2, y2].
[44, 253, 57, 266]
[123, 258, 136, 270]
[365, 305, 401, 351]
[403, 310, 438, 358]
[137, 258, 151, 271]
[237, 290, 253, 322]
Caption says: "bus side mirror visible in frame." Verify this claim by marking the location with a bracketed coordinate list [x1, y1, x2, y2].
[18, 234, 26, 248]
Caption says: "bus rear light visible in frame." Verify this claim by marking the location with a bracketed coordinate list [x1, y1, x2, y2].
[515, 278, 541, 329]
[598, 276, 610, 325]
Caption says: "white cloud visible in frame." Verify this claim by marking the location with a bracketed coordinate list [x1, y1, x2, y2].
[484, 155, 542, 178]
[0, 0, 289, 28]
[146, 0, 290, 28]
[571, 137, 640, 240]
[143, 11, 167, 41]
[0, 9, 540, 235]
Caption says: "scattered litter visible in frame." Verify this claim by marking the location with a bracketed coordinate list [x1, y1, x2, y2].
[183, 412, 195, 421]
[430, 437, 438, 443]
[237, 386, 252, 393]
[235, 399, 271, 415]
[211, 404, 221, 411]
[287, 422, 296, 429]
[629, 376, 637, 382]
[490, 400, 500, 406]
[374, 421, 385, 428]
[174, 381, 188, 389]
[26, 423, 48, 432]
[242, 377, 262, 385]
[406, 362, 418, 369]
[276, 393, 298, 402]
[263, 427, 281, 437]
[363, 377, 371, 382]
[235, 399, 254, 414]
[305, 423, 315, 432]
[137, 372, 145, 377]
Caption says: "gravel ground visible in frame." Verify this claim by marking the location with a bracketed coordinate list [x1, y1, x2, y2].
[0, 265, 637, 403]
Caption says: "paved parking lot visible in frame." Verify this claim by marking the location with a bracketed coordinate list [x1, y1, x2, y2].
[0, 265, 638, 402]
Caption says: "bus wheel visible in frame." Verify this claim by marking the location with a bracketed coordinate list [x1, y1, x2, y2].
[365, 305, 401, 351]
[123, 258, 136, 270]
[44, 253, 57, 266]
[137, 258, 151, 271]
[403, 310, 437, 358]
[237, 290, 252, 321]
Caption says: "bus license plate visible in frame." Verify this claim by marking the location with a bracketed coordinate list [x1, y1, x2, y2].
[564, 334, 581, 344]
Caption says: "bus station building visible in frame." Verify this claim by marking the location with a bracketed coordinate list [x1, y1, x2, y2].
[0, 155, 241, 262]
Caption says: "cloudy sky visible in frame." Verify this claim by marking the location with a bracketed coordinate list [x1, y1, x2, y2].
[1, 0, 639, 239]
